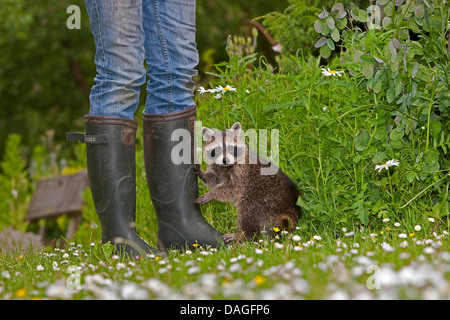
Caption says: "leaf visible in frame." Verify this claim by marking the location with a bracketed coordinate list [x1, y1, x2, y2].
[382, 17, 392, 28]
[361, 55, 375, 62]
[390, 139, 404, 149]
[314, 37, 327, 48]
[355, 130, 370, 152]
[373, 79, 382, 93]
[355, 199, 369, 225]
[414, 6, 425, 19]
[321, 23, 331, 36]
[362, 63, 374, 79]
[318, 8, 329, 19]
[336, 17, 347, 29]
[406, 171, 417, 183]
[388, 40, 397, 63]
[320, 45, 331, 58]
[411, 61, 419, 78]
[389, 127, 404, 141]
[392, 38, 402, 50]
[386, 86, 395, 103]
[326, 16, 335, 29]
[326, 38, 335, 50]
[331, 3, 345, 18]
[314, 20, 324, 33]
[372, 151, 386, 164]
[330, 28, 340, 42]
[353, 155, 363, 164]
[394, 79, 403, 98]
[357, 9, 369, 22]
[408, 17, 420, 32]
[384, 1, 395, 16]
[415, 16, 424, 26]
[430, 120, 442, 140]
[330, 147, 343, 162]
[377, 0, 389, 5]
[366, 78, 373, 92]
[411, 81, 418, 97]
[390, 58, 399, 72]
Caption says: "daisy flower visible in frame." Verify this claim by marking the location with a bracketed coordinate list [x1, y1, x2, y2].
[197, 86, 208, 95]
[428, 217, 435, 223]
[222, 85, 236, 93]
[321, 68, 344, 77]
[414, 225, 421, 231]
[36, 265, 44, 271]
[375, 159, 400, 173]
[197, 84, 237, 96]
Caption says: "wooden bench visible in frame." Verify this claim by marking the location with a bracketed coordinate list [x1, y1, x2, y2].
[27, 170, 89, 243]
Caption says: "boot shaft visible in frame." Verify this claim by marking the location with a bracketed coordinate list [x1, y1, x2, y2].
[142, 106, 223, 250]
[84, 115, 137, 242]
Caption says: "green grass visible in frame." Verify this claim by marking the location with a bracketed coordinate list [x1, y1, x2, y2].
[0, 224, 448, 300]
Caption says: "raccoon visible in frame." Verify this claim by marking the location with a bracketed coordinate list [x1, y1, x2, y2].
[194, 122, 301, 243]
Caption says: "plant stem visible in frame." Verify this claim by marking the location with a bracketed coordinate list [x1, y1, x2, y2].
[425, 83, 437, 153]
[387, 169, 394, 203]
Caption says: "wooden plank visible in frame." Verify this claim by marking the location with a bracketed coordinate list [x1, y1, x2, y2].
[27, 171, 89, 222]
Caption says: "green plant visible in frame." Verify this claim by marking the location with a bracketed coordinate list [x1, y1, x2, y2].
[0, 134, 31, 231]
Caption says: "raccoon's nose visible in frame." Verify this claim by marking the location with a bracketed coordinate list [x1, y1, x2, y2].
[223, 157, 231, 165]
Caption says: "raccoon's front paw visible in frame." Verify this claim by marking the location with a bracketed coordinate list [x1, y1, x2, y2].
[194, 193, 213, 205]
[193, 163, 202, 176]
[221, 233, 239, 244]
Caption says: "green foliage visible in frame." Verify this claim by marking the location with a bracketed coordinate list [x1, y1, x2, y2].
[259, 0, 322, 55]
[197, 52, 449, 230]
[0, 135, 30, 231]
[0, 0, 94, 156]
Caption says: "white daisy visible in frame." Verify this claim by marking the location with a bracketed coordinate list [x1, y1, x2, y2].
[375, 159, 400, 173]
[197, 86, 208, 95]
[321, 68, 344, 77]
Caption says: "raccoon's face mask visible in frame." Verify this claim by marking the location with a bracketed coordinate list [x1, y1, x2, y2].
[202, 122, 246, 166]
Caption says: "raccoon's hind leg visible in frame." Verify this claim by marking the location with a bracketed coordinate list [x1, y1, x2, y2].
[221, 232, 241, 244]
[222, 230, 254, 244]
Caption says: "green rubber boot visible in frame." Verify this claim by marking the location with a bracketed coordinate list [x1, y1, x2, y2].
[67, 115, 162, 258]
[142, 106, 223, 252]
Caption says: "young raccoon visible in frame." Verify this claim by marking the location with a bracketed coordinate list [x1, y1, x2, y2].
[194, 122, 301, 243]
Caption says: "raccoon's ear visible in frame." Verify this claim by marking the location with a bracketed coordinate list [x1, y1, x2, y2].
[202, 127, 215, 141]
[231, 122, 242, 137]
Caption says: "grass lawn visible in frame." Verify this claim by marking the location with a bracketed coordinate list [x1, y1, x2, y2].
[0, 223, 448, 300]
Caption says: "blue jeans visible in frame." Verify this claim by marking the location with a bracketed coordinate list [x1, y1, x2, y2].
[84, 0, 199, 118]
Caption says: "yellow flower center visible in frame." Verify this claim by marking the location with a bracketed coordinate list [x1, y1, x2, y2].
[254, 275, 266, 286]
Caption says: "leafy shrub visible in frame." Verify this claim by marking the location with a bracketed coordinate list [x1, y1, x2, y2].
[197, 0, 449, 230]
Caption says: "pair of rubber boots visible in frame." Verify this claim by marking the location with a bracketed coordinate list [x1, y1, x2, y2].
[67, 106, 222, 257]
